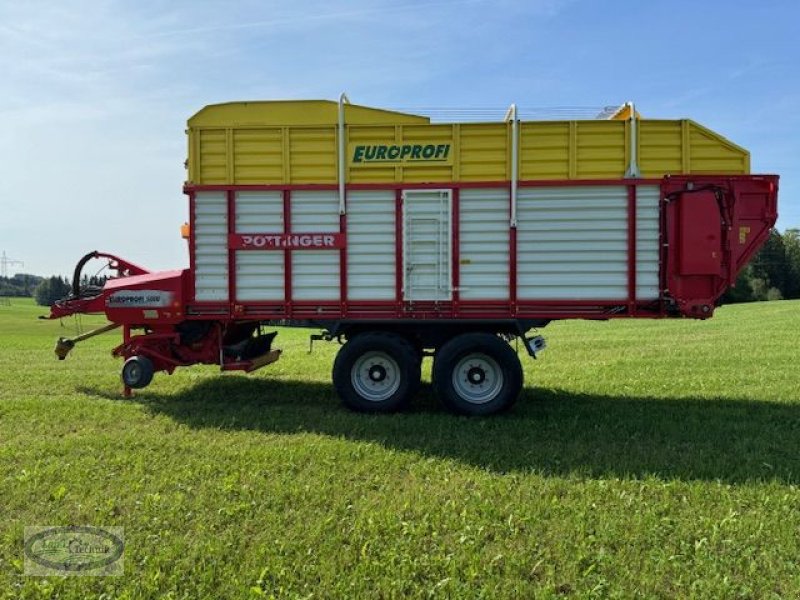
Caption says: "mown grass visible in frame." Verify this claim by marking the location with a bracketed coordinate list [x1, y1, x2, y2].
[1, 297, 799, 598]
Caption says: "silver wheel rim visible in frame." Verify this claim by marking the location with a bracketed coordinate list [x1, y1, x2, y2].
[125, 362, 141, 384]
[351, 351, 401, 402]
[452, 353, 504, 404]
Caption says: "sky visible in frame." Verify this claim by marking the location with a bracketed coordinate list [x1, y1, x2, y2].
[1, 0, 798, 277]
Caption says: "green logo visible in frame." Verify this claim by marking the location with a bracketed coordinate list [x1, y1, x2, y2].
[352, 144, 451, 164]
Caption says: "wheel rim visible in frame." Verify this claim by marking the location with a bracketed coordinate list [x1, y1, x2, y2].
[125, 362, 141, 385]
[351, 351, 401, 402]
[452, 353, 504, 404]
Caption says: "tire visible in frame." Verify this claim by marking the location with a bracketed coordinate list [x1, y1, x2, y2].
[332, 332, 421, 413]
[433, 333, 523, 416]
[121, 356, 155, 389]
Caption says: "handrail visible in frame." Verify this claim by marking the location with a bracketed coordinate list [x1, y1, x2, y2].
[624, 101, 641, 178]
[338, 92, 350, 214]
[505, 103, 519, 227]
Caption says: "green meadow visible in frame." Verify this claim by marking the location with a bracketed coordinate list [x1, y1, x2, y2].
[1, 297, 799, 598]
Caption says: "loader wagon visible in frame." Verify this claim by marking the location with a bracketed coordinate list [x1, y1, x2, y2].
[48, 97, 778, 415]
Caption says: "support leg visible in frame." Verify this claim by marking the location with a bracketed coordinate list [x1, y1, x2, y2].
[122, 324, 132, 398]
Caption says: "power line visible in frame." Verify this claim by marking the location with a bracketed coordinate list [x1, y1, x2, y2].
[1, 251, 23, 278]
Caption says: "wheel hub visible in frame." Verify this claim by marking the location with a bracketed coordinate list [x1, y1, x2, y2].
[351, 351, 401, 402]
[452, 353, 504, 404]
[467, 366, 485, 385]
[369, 365, 387, 382]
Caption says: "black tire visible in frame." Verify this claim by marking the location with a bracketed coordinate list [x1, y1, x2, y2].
[332, 332, 421, 413]
[121, 356, 154, 389]
[433, 333, 523, 416]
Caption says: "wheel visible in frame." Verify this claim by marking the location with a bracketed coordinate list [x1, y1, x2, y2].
[433, 333, 523, 416]
[121, 356, 154, 389]
[332, 332, 421, 413]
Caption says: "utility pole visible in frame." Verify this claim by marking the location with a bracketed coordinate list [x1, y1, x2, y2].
[1, 251, 23, 278]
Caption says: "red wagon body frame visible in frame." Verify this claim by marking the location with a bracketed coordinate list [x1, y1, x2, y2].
[182, 174, 778, 323]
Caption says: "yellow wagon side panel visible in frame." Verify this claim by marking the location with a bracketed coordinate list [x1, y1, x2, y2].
[687, 121, 750, 174]
[347, 125, 396, 184]
[197, 129, 228, 184]
[289, 128, 337, 184]
[459, 123, 508, 181]
[186, 100, 752, 185]
[574, 120, 628, 178]
[400, 124, 455, 183]
[519, 122, 570, 180]
[638, 120, 749, 177]
[519, 121, 627, 180]
[232, 128, 284, 184]
[638, 120, 684, 177]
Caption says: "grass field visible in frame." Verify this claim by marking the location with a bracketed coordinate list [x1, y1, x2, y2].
[1, 297, 799, 598]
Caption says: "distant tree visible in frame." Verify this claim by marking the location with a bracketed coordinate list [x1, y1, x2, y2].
[80, 274, 108, 291]
[720, 228, 800, 304]
[748, 275, 769, 302]
[32, 279, 49, 306]
[720, 264, 755, 304]
[750, 229, 787, 296]
[783, 229, 800, 299]
[766, 287, 784, 301]
[33, 276, 71, 306]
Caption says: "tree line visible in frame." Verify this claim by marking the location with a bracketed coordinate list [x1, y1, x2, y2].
[721, 228, 800, 303]
[0, 274, 107, 306]
[0, 273, 42, 298]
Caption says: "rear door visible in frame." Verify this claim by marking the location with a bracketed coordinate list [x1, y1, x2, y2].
[676, 190, 722, 276]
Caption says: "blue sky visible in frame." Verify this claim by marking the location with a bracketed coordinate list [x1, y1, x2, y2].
[1, 0, 798, 276]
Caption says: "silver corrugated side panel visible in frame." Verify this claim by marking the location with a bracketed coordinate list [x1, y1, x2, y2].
[347, 190, 395, 301]
[635, 185, 660, 299]
[235, 191, 284, 301]
[291, 191, 340, 300]
[459, 188, 510, 300]
[194, 191, 228, 301]
[517, 186, 629, 300]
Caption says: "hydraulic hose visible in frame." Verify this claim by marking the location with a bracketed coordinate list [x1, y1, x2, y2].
[71, 251, 100, 298]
